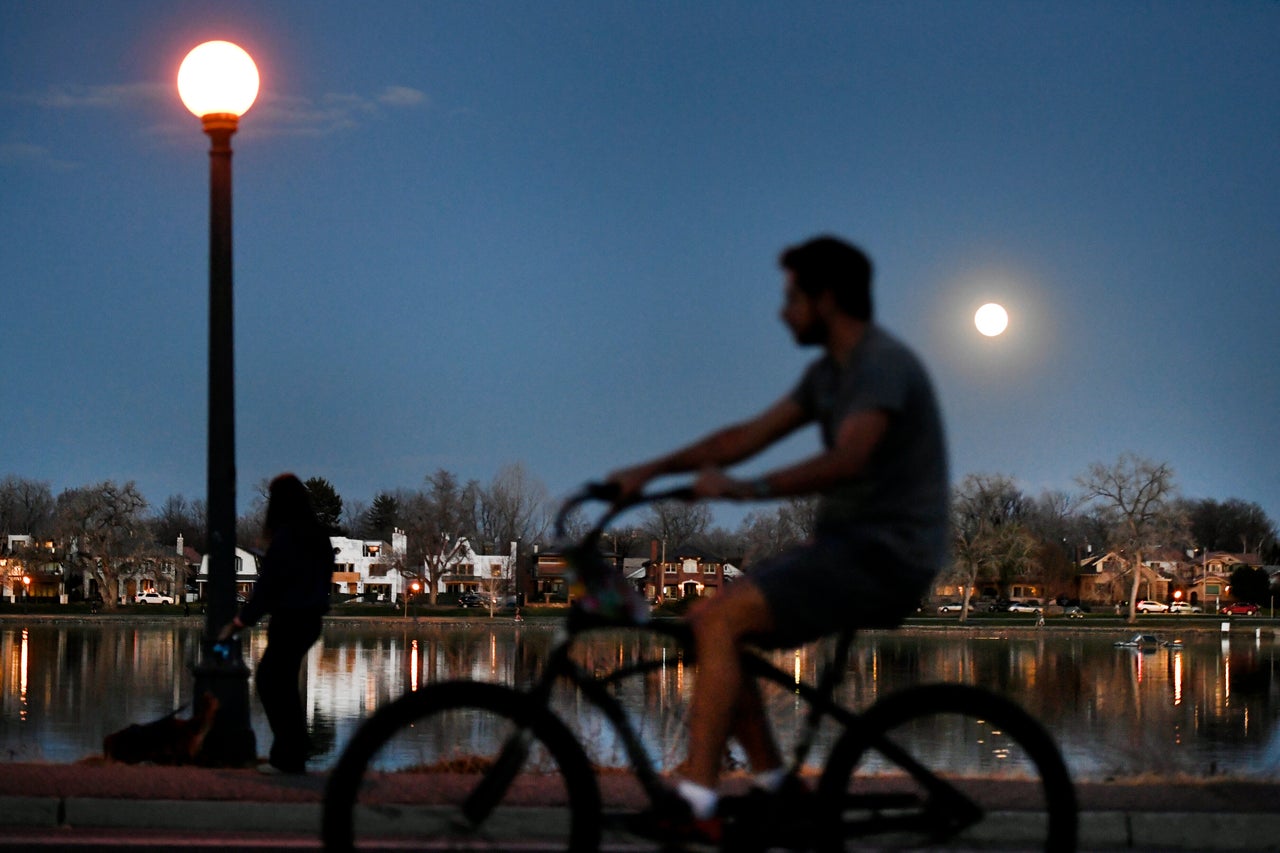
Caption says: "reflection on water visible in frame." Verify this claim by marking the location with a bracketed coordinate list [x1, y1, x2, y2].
[2, 620, 1279, 780]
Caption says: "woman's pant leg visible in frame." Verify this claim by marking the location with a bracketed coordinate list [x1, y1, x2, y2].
[256, 610, 323, 770]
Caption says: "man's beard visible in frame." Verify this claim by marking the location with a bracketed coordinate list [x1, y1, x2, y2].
[793, 318, 828, 346]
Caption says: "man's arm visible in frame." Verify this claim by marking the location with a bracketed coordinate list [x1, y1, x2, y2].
[608, 396, 807, 498]
[693, 408, 889, 500]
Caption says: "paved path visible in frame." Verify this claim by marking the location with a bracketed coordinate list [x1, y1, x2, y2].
[1, 762, 1278, 850]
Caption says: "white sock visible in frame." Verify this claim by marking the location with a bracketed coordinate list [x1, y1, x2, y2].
[677, 779, 719, 820]
[753, 767, 788, 792]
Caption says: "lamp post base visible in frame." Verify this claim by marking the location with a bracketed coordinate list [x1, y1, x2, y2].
[193, 639, 257, 766]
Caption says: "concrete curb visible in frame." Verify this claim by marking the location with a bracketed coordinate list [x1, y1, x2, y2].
[5, 796, 1280, 850]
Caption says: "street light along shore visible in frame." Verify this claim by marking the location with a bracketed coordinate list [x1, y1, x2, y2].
[178, 40, 259, 766]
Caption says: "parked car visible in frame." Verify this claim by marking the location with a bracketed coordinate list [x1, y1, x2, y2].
[1168, 602, 1202, 614]
[458, 592, 486, 608]
[936, 601, 964, 614]
[1006, 600, 1042, 613]
[1063, 606, 1087, 619]
[134, 591, 174, 605]
[1136, 600, 1169, 613]
[1220, 602, 1260, 616]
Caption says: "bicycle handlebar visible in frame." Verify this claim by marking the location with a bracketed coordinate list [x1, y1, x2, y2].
[553, 482, 696, 542]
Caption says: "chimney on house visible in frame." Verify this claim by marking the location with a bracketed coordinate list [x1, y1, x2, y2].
[177, 534, 185, 556]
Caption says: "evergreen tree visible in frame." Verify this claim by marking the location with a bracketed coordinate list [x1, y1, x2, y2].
[304, 477, 345, 535]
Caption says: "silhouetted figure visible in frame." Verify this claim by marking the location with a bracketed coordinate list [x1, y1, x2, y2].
[606, 236, 948, 841]
[218, 473, 334, 774]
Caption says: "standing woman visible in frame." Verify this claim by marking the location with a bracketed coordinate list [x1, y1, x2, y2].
[219, 473, 334, 774]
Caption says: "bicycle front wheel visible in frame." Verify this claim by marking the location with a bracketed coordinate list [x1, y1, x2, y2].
[323, 680, 602, 852]
[817, 683, 1077, 852]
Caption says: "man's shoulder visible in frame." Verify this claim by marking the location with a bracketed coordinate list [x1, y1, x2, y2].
[864, 324, 919, 358]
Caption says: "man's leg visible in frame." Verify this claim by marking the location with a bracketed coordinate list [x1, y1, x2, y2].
[684, 580, 776, 789]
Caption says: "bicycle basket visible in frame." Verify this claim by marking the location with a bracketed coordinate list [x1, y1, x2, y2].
[563, 542, 650, 625]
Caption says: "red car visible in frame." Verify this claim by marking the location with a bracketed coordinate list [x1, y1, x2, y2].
[1220, 602, 1260, 616]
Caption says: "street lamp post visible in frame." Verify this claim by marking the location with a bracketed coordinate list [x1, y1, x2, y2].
[178, 40, 260, 766]
[405, 580, 421, 618]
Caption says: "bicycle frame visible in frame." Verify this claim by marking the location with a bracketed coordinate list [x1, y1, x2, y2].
[464, 486, 1007, 841]
[510, 616, 857, 811]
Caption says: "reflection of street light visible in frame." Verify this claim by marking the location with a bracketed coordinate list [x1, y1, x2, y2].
[179, 40, 260, 767]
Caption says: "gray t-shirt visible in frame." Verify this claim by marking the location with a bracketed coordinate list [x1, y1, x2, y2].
[789, 325, 949, 577]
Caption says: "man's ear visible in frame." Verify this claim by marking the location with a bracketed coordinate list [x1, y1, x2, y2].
[814, 287, 840, 317]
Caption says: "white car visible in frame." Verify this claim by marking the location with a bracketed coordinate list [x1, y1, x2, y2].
[1136, 600, 1169, 613]
[1168, 602, 1201, 614]
[1007, 601, 1043, 613]
[134, 591, 174, 605]
[937, 601, 964, 614]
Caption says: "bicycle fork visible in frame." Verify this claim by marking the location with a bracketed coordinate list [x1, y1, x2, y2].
[462, 728, 535, 826]
[838, 731, 984, 841]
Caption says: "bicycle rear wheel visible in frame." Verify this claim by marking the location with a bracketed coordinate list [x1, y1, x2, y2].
[322, 680, 602, 852]
[816, 683, 1077, 852]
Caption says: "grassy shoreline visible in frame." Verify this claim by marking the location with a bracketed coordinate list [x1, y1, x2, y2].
[2, 605, 1278, 638]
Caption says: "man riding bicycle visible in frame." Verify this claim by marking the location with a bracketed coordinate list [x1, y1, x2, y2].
[606, 235, 949, 842]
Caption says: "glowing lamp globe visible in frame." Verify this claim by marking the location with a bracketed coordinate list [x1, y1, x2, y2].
[178, 41, 259, 119]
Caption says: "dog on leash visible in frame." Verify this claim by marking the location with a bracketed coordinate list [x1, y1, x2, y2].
[103, 691, 220, 765]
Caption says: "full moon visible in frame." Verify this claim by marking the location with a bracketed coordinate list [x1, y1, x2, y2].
[974, 303, 1009, 337]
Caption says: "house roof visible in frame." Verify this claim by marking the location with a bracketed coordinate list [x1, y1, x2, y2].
[665, 541, 725, 562]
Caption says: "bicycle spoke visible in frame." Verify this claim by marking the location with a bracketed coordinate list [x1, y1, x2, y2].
[817, 684, 1077, 852]
[323, 681, 600, 852]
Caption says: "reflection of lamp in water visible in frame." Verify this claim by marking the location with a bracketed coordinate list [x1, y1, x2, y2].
[1172, 649, 1183, 706]
[410, 639, 420, 692]
[19, 628, 29, 720]
[178, 39, 260, 766]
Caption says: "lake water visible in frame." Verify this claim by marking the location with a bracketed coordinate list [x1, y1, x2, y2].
[3, 617, 1280, 782]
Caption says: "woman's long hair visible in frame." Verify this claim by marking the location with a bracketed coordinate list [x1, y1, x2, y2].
[263, 474, 329, 557]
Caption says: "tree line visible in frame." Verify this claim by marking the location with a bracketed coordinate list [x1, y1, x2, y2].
[1, 453, 1276, 614]
[950, 453, 1278, 622]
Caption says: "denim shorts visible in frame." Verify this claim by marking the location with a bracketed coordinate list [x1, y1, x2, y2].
[746, 529, 934, 648]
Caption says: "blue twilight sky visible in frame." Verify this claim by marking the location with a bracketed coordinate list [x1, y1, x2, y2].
[2, 1, 1278, 532]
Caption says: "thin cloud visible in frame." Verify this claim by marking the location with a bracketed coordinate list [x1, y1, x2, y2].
[249, 87, 426, 136]
[7, 80, 428, 140]
[22, 82, 168, 111]
[0, 142, 80, 171]
[378, 86, 427, 107]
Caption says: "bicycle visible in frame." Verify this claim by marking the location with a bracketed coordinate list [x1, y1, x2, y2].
[323, 484, 1078, 851]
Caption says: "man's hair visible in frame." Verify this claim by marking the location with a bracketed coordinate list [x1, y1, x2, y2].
[778, 235, 873, 321]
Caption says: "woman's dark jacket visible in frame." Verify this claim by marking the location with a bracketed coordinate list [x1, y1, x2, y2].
[238, 527, 334, 627]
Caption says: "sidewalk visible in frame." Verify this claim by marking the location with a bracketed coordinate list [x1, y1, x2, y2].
[1, 762, 1278, 850]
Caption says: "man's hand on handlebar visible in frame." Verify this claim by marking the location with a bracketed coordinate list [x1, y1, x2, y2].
[603, 466, 751, 505]
[603, 464, 660, 503]
[691, 467, 743, 500]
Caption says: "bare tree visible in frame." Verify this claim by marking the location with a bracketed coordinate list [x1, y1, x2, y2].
[399, 470, 477, 604]
[1078, 454, 1187, 623]
[0, 476, 55, 539]
[949, 474, 1036, 621]
[1184, 497, 1277, 556]
[474, 462, 551, 550]
[53, 481, 149, 609]
[641, 499, 711, 552]
[235, 478, 272, 552]
[737, 497, 817, 567]
[149, 494, 206, 554]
